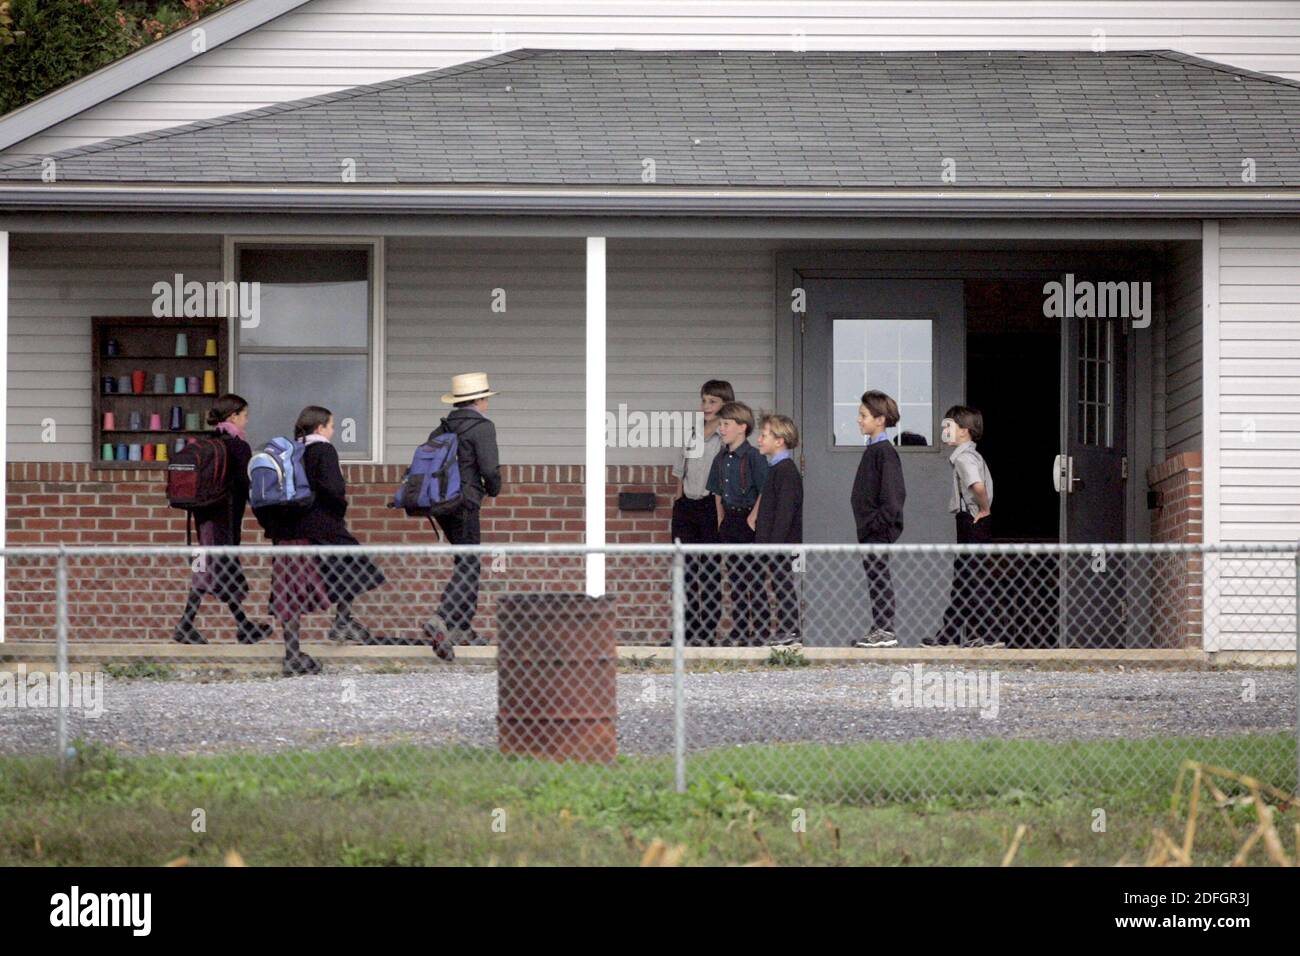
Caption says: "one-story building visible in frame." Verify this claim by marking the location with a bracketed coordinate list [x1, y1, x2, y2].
[1, 1, 1298, 651]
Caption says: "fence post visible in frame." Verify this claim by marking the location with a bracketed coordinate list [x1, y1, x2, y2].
[56, 545, 68, 770]
[672, 543, 686, 794]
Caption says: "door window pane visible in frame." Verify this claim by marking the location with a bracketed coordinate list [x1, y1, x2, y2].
[1075, 317, 1115, 449]
[832, 318, 933, 446]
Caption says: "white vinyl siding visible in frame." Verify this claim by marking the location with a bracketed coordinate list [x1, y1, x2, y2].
[1164, 241, 1203, 457]
[4, 234, 222, 462]
[1217, 219, 1300, 544]
[7, 1, 1300, 160]
[383, 236, 775, 465]
[1207, 218, 1300, 651]
[384, 236, 586, 465]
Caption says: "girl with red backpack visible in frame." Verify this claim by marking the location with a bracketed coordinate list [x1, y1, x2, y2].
[171, 394, 275, 646]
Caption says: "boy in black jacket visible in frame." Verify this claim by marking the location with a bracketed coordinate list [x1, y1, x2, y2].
[422, 373, 502, 653]
[850, 391, 906, 648]
[754, 414, 803, 645]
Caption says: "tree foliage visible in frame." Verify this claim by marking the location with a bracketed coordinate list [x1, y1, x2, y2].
[1, 0, 237, 117]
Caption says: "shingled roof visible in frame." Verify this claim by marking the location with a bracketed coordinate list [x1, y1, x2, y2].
[3, 48, 1300, 189]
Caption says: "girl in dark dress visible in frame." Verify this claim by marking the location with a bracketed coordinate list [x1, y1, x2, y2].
[267, 405, 385, 676]
[173, 394, 275, 645]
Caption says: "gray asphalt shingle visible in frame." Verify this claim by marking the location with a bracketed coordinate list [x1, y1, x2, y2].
[2, 48, 1299, 188]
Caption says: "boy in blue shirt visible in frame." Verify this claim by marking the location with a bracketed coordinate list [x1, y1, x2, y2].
[706, 401, 769, 646]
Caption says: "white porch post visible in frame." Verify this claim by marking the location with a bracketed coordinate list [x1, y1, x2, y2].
[1201, 220, 1221, 651]
[0, 230, 8, 642]
[585, 236, 606, 597]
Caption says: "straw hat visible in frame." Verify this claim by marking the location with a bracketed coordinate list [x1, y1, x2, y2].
[440, 372, 499, 405]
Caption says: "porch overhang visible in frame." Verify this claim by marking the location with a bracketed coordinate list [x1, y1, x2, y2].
[2, 185, 1300, 219]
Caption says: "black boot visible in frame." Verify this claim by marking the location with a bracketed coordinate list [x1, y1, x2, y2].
[282, 651, 322, 676]
[172, 621, 207, 644]
[173, 591, 206, 644]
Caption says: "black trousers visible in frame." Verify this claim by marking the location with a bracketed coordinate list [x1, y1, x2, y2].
[763, 553, 801, 638]
[671, 495, 721, 644]
[435, 508, 482, 631]
[861, 553, 896, 633]
[719, 509, 760, 643]
[938, 512, 992, 643]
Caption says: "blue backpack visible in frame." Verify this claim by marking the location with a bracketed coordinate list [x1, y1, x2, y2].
[391, 419, 478, 518]
[248, 437, 314, 516]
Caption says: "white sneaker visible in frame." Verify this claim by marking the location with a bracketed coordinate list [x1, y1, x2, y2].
[767, 633, 802, 647]
[855, 629, 898, 648]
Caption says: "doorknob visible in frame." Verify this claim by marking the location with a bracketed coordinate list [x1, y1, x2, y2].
[1053, 455, 1083, 494]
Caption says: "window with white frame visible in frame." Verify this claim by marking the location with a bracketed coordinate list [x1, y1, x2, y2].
[832, 318, 934, 446]
[232, 241, 378, 459]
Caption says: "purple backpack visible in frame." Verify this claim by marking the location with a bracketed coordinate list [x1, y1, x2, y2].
[391, 420, 473, 517]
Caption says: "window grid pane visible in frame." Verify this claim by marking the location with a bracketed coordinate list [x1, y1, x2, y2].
[832, 318, 933, 446]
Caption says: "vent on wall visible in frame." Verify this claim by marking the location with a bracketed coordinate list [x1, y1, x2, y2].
[618, 492, 657, 512]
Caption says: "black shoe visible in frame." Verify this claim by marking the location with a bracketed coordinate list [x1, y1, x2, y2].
[330, 616, 373, 644]
[172, 623, 207, 645]
[282, 652, 322, 676]
[236, 620, 273, 645]
[921, 634, 958, 647]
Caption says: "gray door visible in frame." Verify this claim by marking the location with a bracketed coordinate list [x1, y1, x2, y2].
[799, 278, 966, 646]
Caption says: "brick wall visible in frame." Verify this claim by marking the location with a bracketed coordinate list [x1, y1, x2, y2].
[1146, 451, 1203, 648]
[4, 463, 678, 644]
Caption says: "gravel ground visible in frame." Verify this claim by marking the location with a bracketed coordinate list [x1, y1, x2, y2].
[2, 665, 1293, 757]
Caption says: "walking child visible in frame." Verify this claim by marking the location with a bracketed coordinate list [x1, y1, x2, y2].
[705, 402, 769, 646]
[422, 372, 502, 657]
[262, 406, 386, 675]
[850, 390, 906, 648]
[926, 405, 1004, 648]
[172, 393, 275, 646]
[754, 414, 803, 646]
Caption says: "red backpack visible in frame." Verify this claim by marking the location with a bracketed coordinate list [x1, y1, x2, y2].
[166, 435, 231, 543]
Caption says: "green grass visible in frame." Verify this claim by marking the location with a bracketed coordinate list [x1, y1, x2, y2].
[1, 735, 1294, 866]
[764, 646, 810, 667]
[102, 662, 173, 681]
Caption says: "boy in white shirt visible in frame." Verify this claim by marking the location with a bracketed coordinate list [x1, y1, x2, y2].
[925, 405, 1005, 649]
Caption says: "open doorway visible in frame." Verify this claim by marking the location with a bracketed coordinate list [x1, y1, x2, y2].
[965, 279, 1062, 647]
[965, 279, 1061, 543]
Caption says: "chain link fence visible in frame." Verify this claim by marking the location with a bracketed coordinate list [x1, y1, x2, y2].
[1, 542, 1296, 803]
